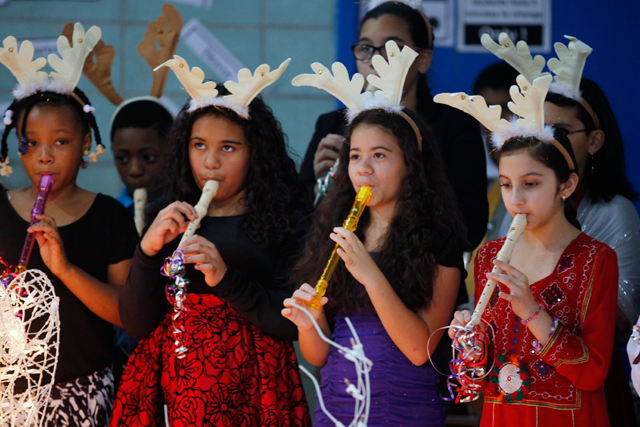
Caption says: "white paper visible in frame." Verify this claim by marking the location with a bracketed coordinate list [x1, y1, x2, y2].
[181, 18, 244, 83]
[457, 0, 551, 53]
[421, 0, 454, 48]
[167, 0, 213, 10]
[359, 0, 454, 48]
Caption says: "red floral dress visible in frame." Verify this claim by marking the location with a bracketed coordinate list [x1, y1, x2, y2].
[475, 233, 617, 427]
[110, 294, 310, 427]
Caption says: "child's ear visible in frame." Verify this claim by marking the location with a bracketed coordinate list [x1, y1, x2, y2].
[587, 129, 605, 155]
[561, 172, 580, 199]
[83, 133, 92, 154]
[416, 48, 433, 74]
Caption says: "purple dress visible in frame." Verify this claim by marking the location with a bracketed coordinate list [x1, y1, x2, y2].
[313, 310, 446, 427]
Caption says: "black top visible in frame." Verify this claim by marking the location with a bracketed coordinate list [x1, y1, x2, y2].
[300, 94, 489, 248]
[119, 212, 309, 342]
[0, 190, 138, 383]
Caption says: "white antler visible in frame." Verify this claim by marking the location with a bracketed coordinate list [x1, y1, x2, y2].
[224, 58, 291, 118]
[48, 23, 101, 92]
[435, 74, 554, 149]
[159, 55, 290, 117]
[433, 92, 511, 135]
[0, 36, 48, 96]
[547, 35, 592, 99]
[508, 74, 552, 131]
[292, 61, 372, 111]
[155, 55, 219, 104]
[481, 33, 548, 84]
[292, 41, 417, 122]
[367, 41, 418, 107]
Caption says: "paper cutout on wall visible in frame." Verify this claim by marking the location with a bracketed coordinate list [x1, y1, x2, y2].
[181, 18, 243, 82]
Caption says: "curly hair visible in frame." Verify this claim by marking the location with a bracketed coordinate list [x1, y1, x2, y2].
[1, 88, 102, 163]
[292, 108, 467, 317]
[498, 131, 581, 229]
[147, 85, 309, 248]
[546, 78, 637, 203]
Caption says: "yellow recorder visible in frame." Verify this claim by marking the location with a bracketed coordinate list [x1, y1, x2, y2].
[306, 186, 372, 309]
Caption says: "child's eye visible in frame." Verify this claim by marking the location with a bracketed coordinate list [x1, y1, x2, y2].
[55, 139, 69, 146]
[373, 152, 386, 159]
[143, 154, 157, 163]
[115, 155, 129, 165]
[525, 181, 538, 188]
[350, 154, 360, 161]
[222, 145, 235, 152]
[499, 182, 511, 189]
[26, 140, 37, 147]
[194, 142, 206, 150]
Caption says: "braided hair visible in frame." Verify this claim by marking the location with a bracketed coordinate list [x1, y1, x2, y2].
[1, 87, 102, 163]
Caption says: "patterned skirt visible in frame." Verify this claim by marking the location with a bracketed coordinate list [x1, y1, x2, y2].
[44, 364, 115, 427]
[110, 294, 309, 427]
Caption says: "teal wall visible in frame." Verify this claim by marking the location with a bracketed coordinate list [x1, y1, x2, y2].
[0, 0, 337, 196]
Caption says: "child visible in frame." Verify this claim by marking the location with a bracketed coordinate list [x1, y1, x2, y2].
[0, 25, 139, 426]
[286, 53, 467, 424]
[111, 57, 310, 426]
[483, 34, 638, 424]
[439, 72, 618, 425]
[110, 98, 174, 214]
[545, 78, 639, 426]
[300, 0, 487, 250]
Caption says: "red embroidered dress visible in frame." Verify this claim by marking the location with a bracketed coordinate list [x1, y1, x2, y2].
[474, 233, 617, 427]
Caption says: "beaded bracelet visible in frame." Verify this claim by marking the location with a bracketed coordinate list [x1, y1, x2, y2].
[531, 317, 559, 355]
[549, 317, 559, 338]
[522, 305, 542, 325]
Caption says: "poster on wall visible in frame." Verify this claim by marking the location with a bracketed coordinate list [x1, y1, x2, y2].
[359, 0, 454, 48]
[457, 0, 551, 53]
[423, 0, 454, 48]
[181, 18, 244, 82]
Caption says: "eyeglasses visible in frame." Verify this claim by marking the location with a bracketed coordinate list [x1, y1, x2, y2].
[554, 127, 587, 137]
[351, 43, 426, 62]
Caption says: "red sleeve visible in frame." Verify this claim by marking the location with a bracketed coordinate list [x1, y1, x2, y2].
[538, 246, 618, 391]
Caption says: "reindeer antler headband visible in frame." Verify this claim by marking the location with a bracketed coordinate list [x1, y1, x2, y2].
[0, 23, 105, 176]
[65, 4, 182, 133]
[434, 74, 575, 171]
[481, 32, 599, 128]
[292, 40, 422, 150]
[156, 56, 290, 119]
[1, 23, 100, 101]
